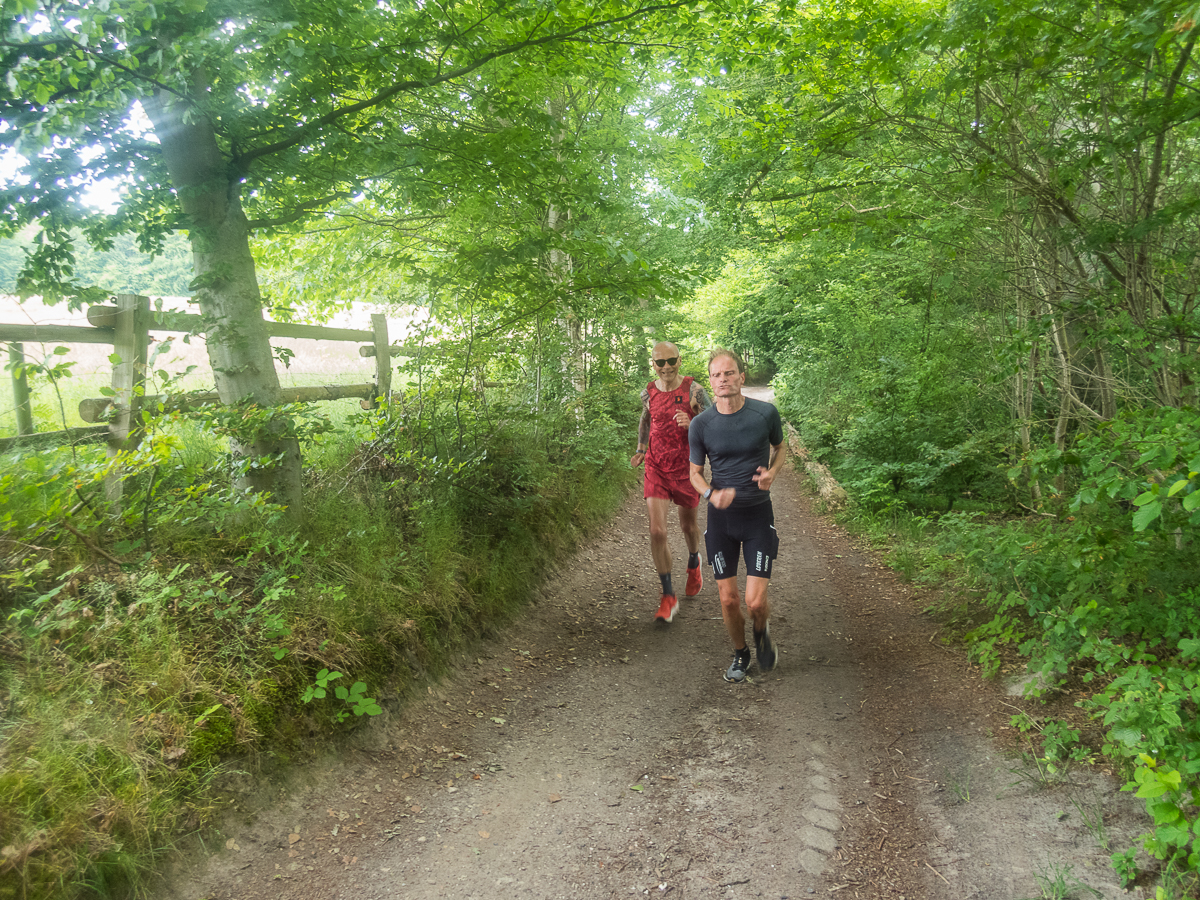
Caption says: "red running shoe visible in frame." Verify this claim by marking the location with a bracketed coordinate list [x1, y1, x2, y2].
[685, 563, 703, 597]
[655, 594, 679, 623]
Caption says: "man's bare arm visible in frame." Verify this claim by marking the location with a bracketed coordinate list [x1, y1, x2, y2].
[636, 387, 652, 447]
[691, 461, 737, 509]
[690, 381, 711, 413]
[752, 442, 787, 491]
[630, 388, 652, 467]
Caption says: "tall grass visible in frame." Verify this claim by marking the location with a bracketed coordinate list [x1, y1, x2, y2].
[0, 386, 635, 899]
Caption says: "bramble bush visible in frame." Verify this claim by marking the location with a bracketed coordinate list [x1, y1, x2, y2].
[777, 350, 1009, 515]
[928, 407, 1200, 883]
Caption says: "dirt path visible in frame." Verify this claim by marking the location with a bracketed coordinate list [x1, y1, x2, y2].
[162, 402, 1152, 900]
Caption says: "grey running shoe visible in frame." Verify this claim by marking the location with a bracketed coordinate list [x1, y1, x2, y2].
[755, 623, 777, 673]
[724, 648, 752, 683]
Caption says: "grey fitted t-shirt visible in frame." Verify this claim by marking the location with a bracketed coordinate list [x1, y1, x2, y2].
[689, 397, 784, 508]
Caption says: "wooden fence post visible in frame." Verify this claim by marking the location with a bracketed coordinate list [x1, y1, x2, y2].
[105, 294, 150, 506]
[8, 342, 34, 436]
[371, 313, 391, 410]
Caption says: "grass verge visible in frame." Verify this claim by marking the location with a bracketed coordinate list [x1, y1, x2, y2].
[1, 396, 633, 899]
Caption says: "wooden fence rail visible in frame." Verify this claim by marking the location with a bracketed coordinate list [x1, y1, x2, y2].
[78, 384, 378, 423]
[2, 296, 400, 466]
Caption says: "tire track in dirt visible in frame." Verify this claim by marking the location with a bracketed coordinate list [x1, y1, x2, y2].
[160, 442, 1149, 900]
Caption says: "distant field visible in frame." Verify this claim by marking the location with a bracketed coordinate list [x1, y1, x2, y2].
[1, 295, 414, 433]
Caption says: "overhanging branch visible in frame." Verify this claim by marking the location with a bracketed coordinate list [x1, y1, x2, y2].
[753, 180, 884, 203]
[235, 0, 697, 167]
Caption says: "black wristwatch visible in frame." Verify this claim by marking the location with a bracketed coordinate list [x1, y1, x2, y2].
[702, 487, 713, 501]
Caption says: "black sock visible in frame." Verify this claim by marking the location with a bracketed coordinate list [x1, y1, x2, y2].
[660, 573, 674, 596]
[687, 552, 700, 569]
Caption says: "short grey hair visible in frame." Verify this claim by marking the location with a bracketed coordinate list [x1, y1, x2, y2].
[707, 347, 744, 374]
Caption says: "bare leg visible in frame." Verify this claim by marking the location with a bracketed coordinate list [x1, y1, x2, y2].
[678, 504, 701, 556]
[716, 577, 746, 649]
[744, 576, 771, 633]
[717, 575, 771, 650]
[646, 497, 674, 576]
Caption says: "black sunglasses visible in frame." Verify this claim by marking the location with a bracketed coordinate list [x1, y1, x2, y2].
[653, 357, 679, 367]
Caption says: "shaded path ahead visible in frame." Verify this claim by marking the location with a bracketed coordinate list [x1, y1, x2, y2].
[163, 431, 1148, 900]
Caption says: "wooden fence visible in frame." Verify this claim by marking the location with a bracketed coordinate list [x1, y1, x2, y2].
[1, 293, 402, 456]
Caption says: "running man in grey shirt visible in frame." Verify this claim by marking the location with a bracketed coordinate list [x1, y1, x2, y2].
[688, 348, 787, 682]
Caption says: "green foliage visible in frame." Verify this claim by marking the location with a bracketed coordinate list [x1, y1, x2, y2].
[0, 350, 633, 899]
[906, 448, 1200, 882]
[688, 236, 1010, 516]
[672, 0, 1200, 889]
[1023, 863, 1102, 900]
[0, 230, 194, 298]
[827, 406, 1200, 887]
[300, 668, 381, 721]
[300, 668, 342, 703]
[1123, 753, 1199, 870]
[334, 681, 383, 720]
[2, 0, 700, 307]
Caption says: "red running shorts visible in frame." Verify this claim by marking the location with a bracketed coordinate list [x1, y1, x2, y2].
[643, 464, 700, 508]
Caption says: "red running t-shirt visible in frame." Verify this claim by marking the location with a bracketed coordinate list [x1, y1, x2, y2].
[646, 375, 695, 477]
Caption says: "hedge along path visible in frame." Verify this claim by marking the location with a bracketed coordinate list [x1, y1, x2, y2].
[160, 414, 1149, 900]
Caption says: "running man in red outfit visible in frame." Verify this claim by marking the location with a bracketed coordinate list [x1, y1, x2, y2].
[630, 341, 711, 624]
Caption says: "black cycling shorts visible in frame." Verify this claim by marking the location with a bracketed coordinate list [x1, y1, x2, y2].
[704, 500, 779, 580]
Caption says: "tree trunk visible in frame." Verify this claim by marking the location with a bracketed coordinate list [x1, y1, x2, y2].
[544, 90, 585, 403]
[785, 424, 846, 510]
[547, 200, 585, 399]
[143, 87, 303, 514]
[1009, 229, 1041, 503]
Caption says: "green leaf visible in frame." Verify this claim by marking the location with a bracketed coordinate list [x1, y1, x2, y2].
[1136, 779, 1171, 799]
[1132, 501, 1162, 531]
[1179, 638, 1200, 659]
[1157, 823, 1191, 846]
[1110, 726, 1142, 746]
[193, 703, 223, 725]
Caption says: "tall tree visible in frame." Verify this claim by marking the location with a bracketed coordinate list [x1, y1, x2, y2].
[658, 0, 1200, 501]
[256, 49, 701, 420]
[1, 0, 697, 509]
